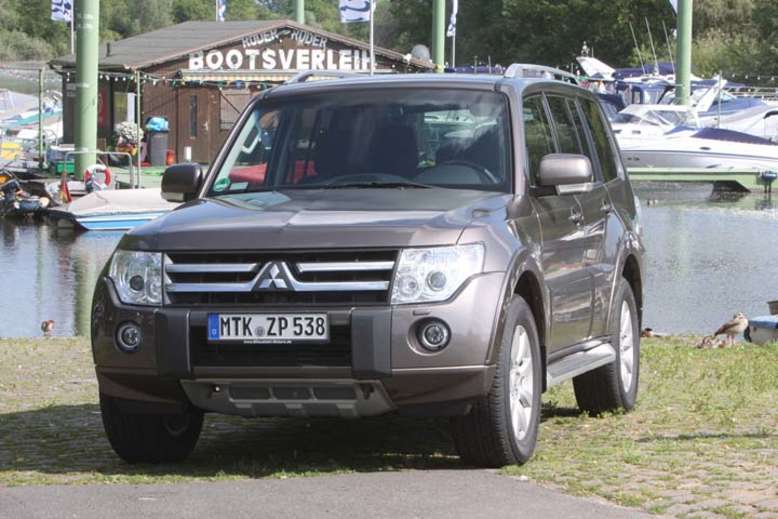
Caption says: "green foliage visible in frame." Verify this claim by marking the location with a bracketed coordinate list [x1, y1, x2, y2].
[0, 0, 776, 80]
[171, 0, 214, 23]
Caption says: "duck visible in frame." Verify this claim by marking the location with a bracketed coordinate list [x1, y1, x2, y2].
[713, 312, 749, 346]
[40, 320, 55, 336]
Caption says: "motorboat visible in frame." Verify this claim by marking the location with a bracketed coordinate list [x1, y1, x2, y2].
[619, 126, 778, 171]
[611, 104, 698, 140]
[46, 188, 178, 231]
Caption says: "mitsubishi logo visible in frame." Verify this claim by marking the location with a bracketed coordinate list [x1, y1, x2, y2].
[255, 262, 292, 290]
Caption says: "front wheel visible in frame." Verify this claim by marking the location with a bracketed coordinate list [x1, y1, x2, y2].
[451, 296, 543, 467]
[100, 394, 204, 464]
[573, 279, 640, 415]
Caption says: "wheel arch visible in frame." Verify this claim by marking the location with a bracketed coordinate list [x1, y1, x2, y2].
[513, 269, 548, 391]
[621, 254, 643, 328]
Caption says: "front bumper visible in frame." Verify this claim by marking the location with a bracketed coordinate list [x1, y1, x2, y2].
[91, 272, 504, 416]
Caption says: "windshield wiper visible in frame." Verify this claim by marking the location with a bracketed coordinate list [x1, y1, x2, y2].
[322, 181, 433, 190]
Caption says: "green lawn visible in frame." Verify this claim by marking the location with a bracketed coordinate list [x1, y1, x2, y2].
[1, 337, 776, 518]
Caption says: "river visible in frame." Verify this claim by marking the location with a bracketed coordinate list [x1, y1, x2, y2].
[0, 184, 776, 337]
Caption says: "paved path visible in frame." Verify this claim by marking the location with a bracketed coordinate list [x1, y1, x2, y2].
[0, 470, 649, 519]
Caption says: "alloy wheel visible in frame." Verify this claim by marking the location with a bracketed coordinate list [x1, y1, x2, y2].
[509, 325, 534, 441]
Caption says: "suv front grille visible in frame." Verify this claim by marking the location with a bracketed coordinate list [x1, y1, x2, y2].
[164, 250, 397, 306]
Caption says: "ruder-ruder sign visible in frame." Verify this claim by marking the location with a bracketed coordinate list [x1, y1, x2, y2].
[188, 27, 373, 72]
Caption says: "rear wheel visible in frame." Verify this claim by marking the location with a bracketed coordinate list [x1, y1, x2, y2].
[573, 279, 640, 415]
[451, 296, 542, 467]
[100, 394, 204, 464]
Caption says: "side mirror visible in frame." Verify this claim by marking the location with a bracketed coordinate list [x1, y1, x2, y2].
[161, 163, 204, 203]
[537, 153, 594, 195]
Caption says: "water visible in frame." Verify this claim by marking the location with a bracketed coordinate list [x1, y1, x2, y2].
[0, 184, 776, 337]
[639, 184, 778, 334]
[0, 220, 121, 337]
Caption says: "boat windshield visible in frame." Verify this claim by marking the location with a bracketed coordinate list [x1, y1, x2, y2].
[208, 88, 513, 195]
[614, 109, 688, 127]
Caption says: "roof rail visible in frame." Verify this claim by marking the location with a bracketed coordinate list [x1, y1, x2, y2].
[285, 70, 360, 84]
[503, 64, 579, 85]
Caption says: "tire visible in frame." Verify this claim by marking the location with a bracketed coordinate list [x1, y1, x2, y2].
[573, 279, 640, 415]
[451, 296, 543, 467]
[100, 394, 204, 464]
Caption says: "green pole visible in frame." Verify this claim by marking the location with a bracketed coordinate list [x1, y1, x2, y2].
[294, 0, 304, 24]
[432, 0, 445, 72]
[675, 0, 693, 106]
[74, 0, 99, 180]
[38, 68, 44, 171]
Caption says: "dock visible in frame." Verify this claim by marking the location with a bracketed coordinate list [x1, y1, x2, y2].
[627, 167, 778, 193]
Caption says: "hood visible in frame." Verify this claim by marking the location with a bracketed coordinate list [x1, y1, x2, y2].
[121, 188, 510, 251]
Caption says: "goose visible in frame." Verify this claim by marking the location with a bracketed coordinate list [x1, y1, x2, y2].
[713, 313, 749, 346]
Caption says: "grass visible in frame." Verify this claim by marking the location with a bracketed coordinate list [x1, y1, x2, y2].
[1, 337, 776, 518]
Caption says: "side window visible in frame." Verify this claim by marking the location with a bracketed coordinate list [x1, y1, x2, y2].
[210, 108, 280, 193]
[523, 95, 555, 185]
[546, 96, 582, 154]
[567, 99, 598, 174]
[581, 98, 619, 182]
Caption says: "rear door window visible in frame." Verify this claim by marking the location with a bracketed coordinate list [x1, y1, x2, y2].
[566, 98, 600, 180]
[580, 98, 620, 182]
[546, 95, 582, 154]
[523, 95, 555, 185]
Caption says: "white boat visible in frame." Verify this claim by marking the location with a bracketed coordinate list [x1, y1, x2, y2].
[46, 188, 178, 231]
[611, 104, 697, 139]
[619, 127, 778, 171]
[613, 104, 778, 171]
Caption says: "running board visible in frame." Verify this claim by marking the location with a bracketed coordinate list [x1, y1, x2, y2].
[546, 343, 616, 388]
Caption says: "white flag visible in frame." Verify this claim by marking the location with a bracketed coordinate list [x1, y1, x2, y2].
[668, 0, 678, 13]
[340, 0, 373, 23]
[51, 0, 73, 22]
[447, 0, 459, 37]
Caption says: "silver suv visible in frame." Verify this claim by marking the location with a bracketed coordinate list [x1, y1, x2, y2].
[92, 67, 645, 467]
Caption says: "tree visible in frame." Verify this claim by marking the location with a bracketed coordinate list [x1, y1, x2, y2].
[172, 0, 214, 23]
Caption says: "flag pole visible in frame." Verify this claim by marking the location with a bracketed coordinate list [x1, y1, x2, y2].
[70, 11, 75, 54]
[451, 31, 456, 68]
[369, 0, 375, 75]
[215, 0, 218, 21]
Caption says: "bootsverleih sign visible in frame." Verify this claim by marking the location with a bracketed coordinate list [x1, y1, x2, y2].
[188, 27, 373, 72]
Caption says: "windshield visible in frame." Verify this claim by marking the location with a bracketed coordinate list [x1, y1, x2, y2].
[208, 88, 512, 195]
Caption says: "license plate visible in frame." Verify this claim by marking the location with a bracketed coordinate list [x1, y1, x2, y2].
[208, 313, 329, 343]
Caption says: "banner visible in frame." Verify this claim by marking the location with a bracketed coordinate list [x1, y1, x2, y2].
[340, 0, 373, 23]
[217, 0, 227, 22]
[51, 0, 72, 22]
[447, 0, 459, 37]
[668, 0, 677, 13]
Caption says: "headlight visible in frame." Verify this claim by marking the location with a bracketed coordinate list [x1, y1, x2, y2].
[109, 250, 163, 305]
[391, 244, 484, 304]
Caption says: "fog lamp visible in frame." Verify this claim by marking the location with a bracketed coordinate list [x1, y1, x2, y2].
[116, 322, 142, 353]
[417, 319, 451, 352]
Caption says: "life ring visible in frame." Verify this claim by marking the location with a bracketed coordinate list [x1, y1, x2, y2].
[84, 164, 112, 191]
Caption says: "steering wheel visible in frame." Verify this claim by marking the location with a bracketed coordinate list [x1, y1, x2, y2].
[440, 160, 500, 184]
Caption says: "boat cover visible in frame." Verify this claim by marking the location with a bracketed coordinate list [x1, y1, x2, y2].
[49, 188, 178, 217]
[748, 316, 778, 329]
[692, 127, 778, 146]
